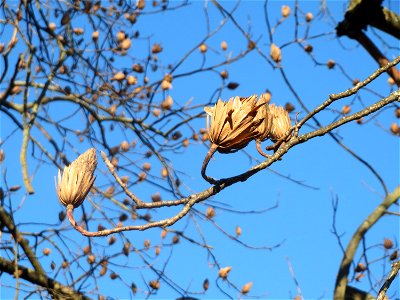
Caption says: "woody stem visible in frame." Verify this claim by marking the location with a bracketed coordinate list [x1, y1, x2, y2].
[201, 144, 219, 184]
[256, 140, 270, 158]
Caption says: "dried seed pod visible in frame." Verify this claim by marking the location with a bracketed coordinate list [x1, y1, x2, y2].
[172, 131, 182, 140]
[119, 213, 128, 222]
[384, 238, 394, 249]
[104, 186, 115, 196]
[137, 0, 145, 9]
[112, 72, 125, 82]
[87, 254, 96, 264]
[160, 168, 168, 179]
[132, 64, 143, 73]
[220, 70, 229, 79]
[109, 104, 117, 116]
[203, 278, 209, 291]
[341, 105, 351, 115]
[121, 38, 131, 50]
[149, 280, 160, 290]
[353, 78, 360, 86]
[116, 31, 125, 42]
[144, 239, 151, 249]
[355, 262, 366, 272]
[206, 207, 215, 219]
[92, 31, 99, 41]
[227, 82, 239, 90]
[120, 140, 130, 152]
[108, 236, 116, 245]
[270, 43, 282, 63]
[356, 118, 363, 125]
[304, 44, 313, 53]
[221, 41, 228, 50]
[60, 10, 71, 25]
[269, 104, 292, 142]
[199, 43, 207, 53]
[172, 234, 180, 244]
[152, 43, 163, 54]
[151, 192, 161, 202]
[123, 242, 131, 256]
[126, 75, 137, 85]
[218, 266, 232, 279]
[327, 59, 336, 69]
[163, 73, 173, 83]
[161, 229, 167, 239]
[161, 95, 173, 110]
[138, 172, 147, 181]
[241, 282, 253, 294]
[43, 248, 51, 256]
[388, 77, 395, 86]
[56, 149, 97, 208]
[49, 22, 56, 31]
[248, 40, 256, 50]
[73, 28, 84, 35]
[235, 225, 242, 237]
[182, 138, 189, 147]
[142, 162, 151, 171]
[161, 80, 172, 90]
[99, 266, 107, 276]
[61, 260, 69, 269]
[155, 246, 161, 256]
[285, 102, 295, 113]
[390, 250, 398, 261]
[110, 272, 118, 280]
[11, 86, 22, 95]
[281, 5, 291, 17]
[59, 211, 66, 222]
[305, 12, 314, 22]
[83, 245, 91, 255]
[9, 185, 21, 192]
[391, 123, 400, 135]
[152, 108, 161, 117]
[395, 107, 400, 118]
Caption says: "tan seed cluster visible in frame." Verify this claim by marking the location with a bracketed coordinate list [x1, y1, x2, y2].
[204, 94, 292, 153]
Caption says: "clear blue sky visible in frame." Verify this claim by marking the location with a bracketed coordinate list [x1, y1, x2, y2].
[1, 1, 399, 299]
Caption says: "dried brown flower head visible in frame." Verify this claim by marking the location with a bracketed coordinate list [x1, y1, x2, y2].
[255, 93, 273, 142]
[56, 148, 97, 208]
[204, 95, 266, 153]
[269, 104, 292, 141]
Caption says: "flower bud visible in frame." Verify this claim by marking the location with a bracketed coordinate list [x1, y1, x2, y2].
[56, 148, 97, 208]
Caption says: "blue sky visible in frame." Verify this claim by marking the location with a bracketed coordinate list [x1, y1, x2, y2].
[0, 0, 399, 299]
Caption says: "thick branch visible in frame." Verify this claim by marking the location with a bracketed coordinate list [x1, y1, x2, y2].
[0, 257, 90, 300]
[334, 186, 400, 300]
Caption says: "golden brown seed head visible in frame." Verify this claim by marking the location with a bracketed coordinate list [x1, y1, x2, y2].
[56, 148, 97, 208]
[255, 94, 273, 142]
[269, 104, 292, 142]
[204, 95, 267, 153]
